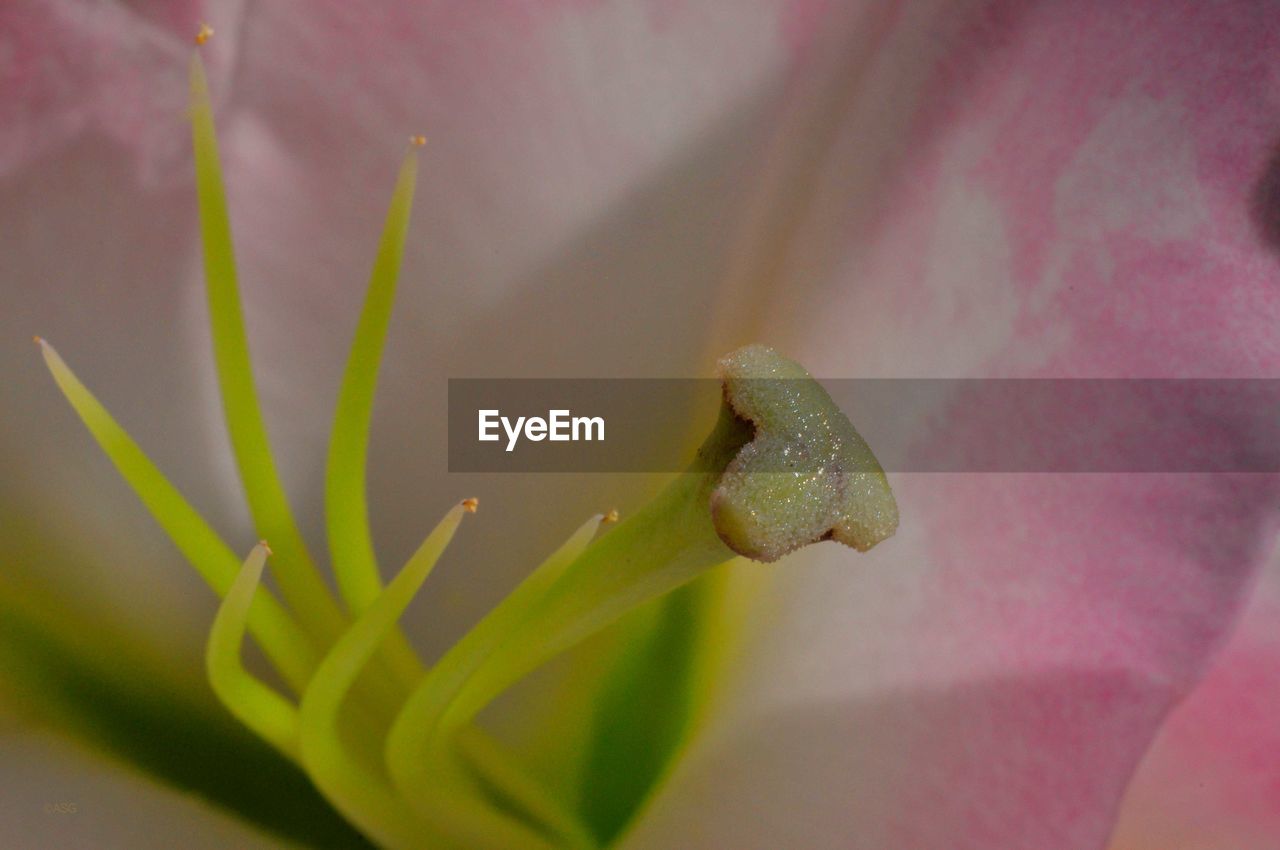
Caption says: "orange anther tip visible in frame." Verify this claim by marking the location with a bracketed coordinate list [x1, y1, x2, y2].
[259, 540, 273, 556]
[461, 498, 479, 513]
[410, 135, 427, 147]
[32, 335, 43, 345]
[604, 509, 620, 524]
[195, 23, 214, 45]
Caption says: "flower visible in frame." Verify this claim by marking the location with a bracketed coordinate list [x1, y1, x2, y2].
[3, 2, 1280, 849]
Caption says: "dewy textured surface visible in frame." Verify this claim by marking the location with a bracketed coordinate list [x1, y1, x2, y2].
[712, 345, 898, 561]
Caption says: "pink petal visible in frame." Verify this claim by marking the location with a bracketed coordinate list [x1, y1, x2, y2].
[1107, 557, 1280, 850]
[629, 2, 1280, 848]
[0, 0, 246, 184]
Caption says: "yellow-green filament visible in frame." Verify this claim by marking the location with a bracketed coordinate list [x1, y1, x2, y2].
[390, 515, 610, 850]
[36, 338, 317, 693]
[454, 726, 599, 850]
[296, 503, 466, 848]
[386, 513, 615, 808]
[190, 54, 346, 646]
[322, 146, 426, 692]
[206, 542, 301, 758]
[325, 146, 419, 618]
[297, 502, 558, 850]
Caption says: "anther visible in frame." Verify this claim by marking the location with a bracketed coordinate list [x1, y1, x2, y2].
[195, 23, 214, 45]
[461, 498, 479, 513]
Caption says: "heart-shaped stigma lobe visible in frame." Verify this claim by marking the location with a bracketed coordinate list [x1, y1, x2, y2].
[711, 345, 899, 563]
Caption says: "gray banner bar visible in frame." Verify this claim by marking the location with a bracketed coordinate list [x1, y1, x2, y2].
[447, 379, 1280, 472]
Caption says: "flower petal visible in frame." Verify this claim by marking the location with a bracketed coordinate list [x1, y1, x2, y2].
[0, 0, 245, 183]
[0, 728, 281, 850]
[1107, 555, 1280, 850]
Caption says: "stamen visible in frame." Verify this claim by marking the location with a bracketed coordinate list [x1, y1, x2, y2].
[298, 504, 468, 849]
[195, 22, 214, 45]
[387, 513, 630, 804]
[37, 338, 318, 692]
[323, 144, 419, 620]
[298, 504, 557, 849]
[189, 53, 348, 647]
[206, 542, 300, 758]
[410, 135, 427, 147]
[321, 141, 424, 691]
[454, 728, 599, 850]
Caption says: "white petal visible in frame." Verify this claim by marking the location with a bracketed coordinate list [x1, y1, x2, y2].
[0, 726, 281, 849]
